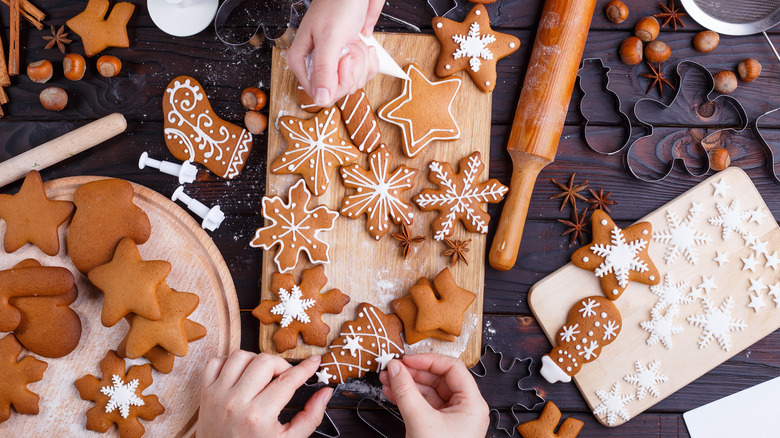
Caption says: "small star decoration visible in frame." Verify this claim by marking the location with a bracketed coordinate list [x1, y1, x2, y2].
[443, 238, 471, 266]
[391, 223, 425, 260]
[550, 174, 589, 211]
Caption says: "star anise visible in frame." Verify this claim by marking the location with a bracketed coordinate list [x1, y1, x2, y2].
[557, 206, 590, 247]
[654, 0, 686, 30]
[43, 25, 72, 54]
[391, 223, 425, 260]
[550, 173, 589, 211]
[586, 188, 617, 214]
[640, 62, 675, 97]
[442, 238, 471, 266]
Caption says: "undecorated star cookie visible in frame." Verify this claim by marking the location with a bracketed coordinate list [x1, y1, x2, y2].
[117, 318, 206, 374]
[391, 278, 456, 345]
[253, 265, 350, 353]
[66, 0, 135, 57]
[0, 170, 74, 256]
[250, 179, 338, 274]
[0, 334, 48, 424]
[432, 4, 520, 92]
[409, 267, 476, 336]
[516, 401, 583, 438]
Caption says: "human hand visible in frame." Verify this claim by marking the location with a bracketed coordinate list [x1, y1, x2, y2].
[196, 351, 334, 438]
[287, 0, 383, 106]
[379, 354, 490, 438]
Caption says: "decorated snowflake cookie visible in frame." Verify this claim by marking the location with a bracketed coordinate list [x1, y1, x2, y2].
[623, 360, 668, 399]
[641, 303, 684, 349]
[250, 179, 339, 274]
[593, 382, 634, 426]
[649, 274, 696, 309]
[687, 296, 747, 351]
[652, 203, 711, 264]
[413, 151, 508, 241]
[709, 199, 750, 241]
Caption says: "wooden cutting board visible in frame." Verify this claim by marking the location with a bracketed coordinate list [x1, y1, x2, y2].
[529, 167, 780, 427]
[0, 176, 240, 437]
[261, 33, 493, 367]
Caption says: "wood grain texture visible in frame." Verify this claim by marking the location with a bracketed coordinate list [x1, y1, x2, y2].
[0, 176, 240, 437]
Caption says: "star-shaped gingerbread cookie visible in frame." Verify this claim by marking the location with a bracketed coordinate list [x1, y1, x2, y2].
[117, 318, 206, 374]
[410, 267, 476, 336]
[433, 4, 520, 92]
[253, 265, 350, 353]
[377, 64, 461, 158]
[391, 278, 456, 345]
[88, 237, 170, 327]
[0, 171, 74, 256]
[572, 209, 661, 300]
[271, 107, 360, 196]
[66, 0, 135, 57]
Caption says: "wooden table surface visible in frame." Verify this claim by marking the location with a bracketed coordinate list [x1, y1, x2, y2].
[2, 1, 780, 436]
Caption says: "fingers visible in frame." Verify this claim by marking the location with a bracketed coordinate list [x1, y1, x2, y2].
[380, 372, 446, 409]
[232, 353, 293, 401]
[201, 355, 229, 389]
[310, 37, 345, 106]
[362, 0, 385, 35]
[254, 355, 322, 413]
[287, 33, 314, 93]
[210, 350, 259, 391]
[402, 354, 481, 397]
[283, 386, 334, 437]
[385, 360, 431, 420]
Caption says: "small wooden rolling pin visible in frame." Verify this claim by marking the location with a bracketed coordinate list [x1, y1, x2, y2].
[0, 113, 127, 189]
[489, 0, 597, 271]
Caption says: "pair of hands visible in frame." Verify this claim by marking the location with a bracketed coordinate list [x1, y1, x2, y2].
[196, 351, 489, 438]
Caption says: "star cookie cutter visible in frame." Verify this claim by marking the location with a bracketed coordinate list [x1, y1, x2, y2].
[576, 58, 632, 156]
[753, 107, 780, 183]
[628, 60, 748, 183]
[470, 345, 545, 436]
[214, 0, 306, 50]
[356, 398, 406, 438]
[426, 0, 460, 19]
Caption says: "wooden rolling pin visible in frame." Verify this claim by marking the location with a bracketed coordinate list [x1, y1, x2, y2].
[0, 113, 127, 188]
[489, 0, 597, 271]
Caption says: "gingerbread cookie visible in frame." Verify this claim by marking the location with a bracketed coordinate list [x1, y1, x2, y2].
[517, 401, 584, 438]
[0, 171, 74, 256]
[296, 84, 323, 114]
[66, 0, 135, 57]
[338, 89, 383, 153]
[0, 334, 48, 424]
[377, 63, 461, 158]
[340, 145, 418, 240]
[118, 318, 206, 374]
[572, 209, 660, 300]
[164, 76, 253, 180]
[271, 107, 359, 196]
[0, 263, 75, 332]
[410, 267, 475, 336]
[316, 303, 404, 385]
[432, 4, 520, 93]
[250, 179, 339, 274]
[391, 278, 456, 345]
[75, 350, 165, 438]
[88, 237, 170, 327]
[540, 296, 622, 384]
[414, 151, 508, 241]
[253, 265, 350, 353]
[68, 178, 151, 274]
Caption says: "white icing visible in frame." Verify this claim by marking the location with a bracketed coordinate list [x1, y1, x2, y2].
[698, 275, 717, 295]
[641, 303, 683, 349]
[748, 277, 767, 294]
[540, 354, 571, 383]
[623, 360, 667, 400]
[649, 274, 696, 308]
[590, 226, 650, 287]
[709, 199, 750, 240]
[601, 219, 608, 226]
[652, 203, 712, 265]
[559, 323, 579, 342]
[593, 382, 634, 426]
[436, 22, 442, 28]
[687, 296, 746, 351]
[451, 22, 496, 73]
[711, 178, 730, 197]
[316, 368, 334, 384]
[340, 91, 381, 154]
[768, 283, 780, 308]
[765, 251, 780, 270]
[748, 207, 768, 225]
[750, 238, 769, 256]
[271, 285, 315, 327]
[578, 340, 599, 360]
[578, 298, 600, 317]
[747, 291, 766, 313]
[100, 375, 145, 419]
[602, 320, 619, 341]
[713, 251, 729, 266]
[342, 335, 363, 357]
[741, 254, 759, 273]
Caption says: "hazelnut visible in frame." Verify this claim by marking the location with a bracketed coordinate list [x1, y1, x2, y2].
[245, 111, 268, 135]
[693, 30, 719, 52]
[713, 70, 738, 94]
[605, 1, 629, 24]
[645, 40, 671, 63]
[97, 55, 122, 77]
[40, 87, 68, 111]
[63, 54, 86, 81]
[709, 147, 731, 171]
[635, 16, 660, 42]
[241, 87, 267, 111]
[737, 58, 761, 82]
[619, 36, 644, 65]
[26, 60, 53, 83]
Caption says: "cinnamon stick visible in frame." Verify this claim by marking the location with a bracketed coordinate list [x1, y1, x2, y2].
[8, 0, 20, 76]
[0, 31, 9, 87]
[0, 0, 45, 29]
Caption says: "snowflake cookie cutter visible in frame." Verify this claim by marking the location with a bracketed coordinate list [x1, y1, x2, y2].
[576, 58, 632, 156]
[214, 0, 306, 50]
[356, 398, 406, 438]
[753, 107, 780, 184]
[470, 345, 545, 436]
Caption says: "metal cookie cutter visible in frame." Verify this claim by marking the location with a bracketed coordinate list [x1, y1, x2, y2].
[471, 345, 545, 436]
[427, 0, 460, 19]
[754, 107, 780, 183]
[356, 398, 406, 438]
[628, 60, 749, 183]
[214, 0, 306, 50]
[576, 58, 632, 156]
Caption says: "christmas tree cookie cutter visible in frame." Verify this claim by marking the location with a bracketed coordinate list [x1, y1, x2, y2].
[576, 58, 632, 156]
[356, 398, 405, 438]
[753, 107, 780, 184]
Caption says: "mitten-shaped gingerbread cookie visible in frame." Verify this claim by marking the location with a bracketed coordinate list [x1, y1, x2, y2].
[163, 76, 253, 180]
[540, 296, 622, 384]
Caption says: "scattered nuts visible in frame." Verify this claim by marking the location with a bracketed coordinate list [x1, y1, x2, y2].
[96, 55, 122, 77]
[635, 16, 660, 42]
[245, 111, 268, 135]
[241, 87, 267, 111]
[693, 30, 719, 52]
[713, 70, 738, 94]
[737, 58, 761, 82]
[645, 40, 671, 64]
[26, 60, 53, 83]
[605, 0, 629, 24]
[63, 53, 86, 81]
[619, 36, 644, 65]
[709, 147, 731, 171]
[40, 87, 68, 111]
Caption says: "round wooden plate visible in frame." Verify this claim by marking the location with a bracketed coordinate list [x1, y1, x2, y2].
[0, 176, 240, 437]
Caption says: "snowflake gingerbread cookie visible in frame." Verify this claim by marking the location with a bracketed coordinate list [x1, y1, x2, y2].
[413, 151, 508, 241]
[253, 265, 350, 353]
[250, 179, 339, 273]
[340, 145, 418, 240]
[652, 203, 712, 264]
[271, 107, 360, 196]
[687, 295, 747, 351]
[432, 4, 520, 92]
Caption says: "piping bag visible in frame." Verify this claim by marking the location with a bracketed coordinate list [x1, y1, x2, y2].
[305, 34, 409, 80]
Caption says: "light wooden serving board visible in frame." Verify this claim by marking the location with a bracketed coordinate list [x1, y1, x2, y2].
[262, 33, 493, 367]
[0, 176, 240, 437]
[530, 167, 780, 427]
